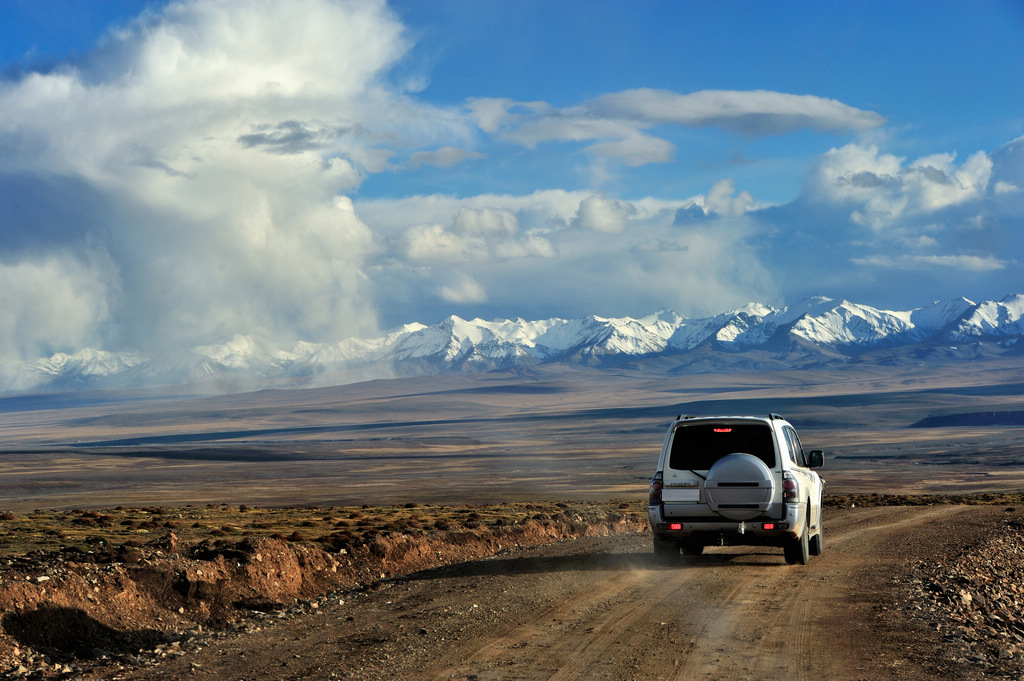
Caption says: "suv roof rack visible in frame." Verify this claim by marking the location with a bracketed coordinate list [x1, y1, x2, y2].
[676, 414, 697, 420]
[768, 413, 785, 420]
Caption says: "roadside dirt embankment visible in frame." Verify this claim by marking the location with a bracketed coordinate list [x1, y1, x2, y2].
[0, 509, 646, 677]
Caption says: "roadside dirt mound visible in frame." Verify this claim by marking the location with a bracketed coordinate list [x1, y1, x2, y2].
[0, 511, 645, 676]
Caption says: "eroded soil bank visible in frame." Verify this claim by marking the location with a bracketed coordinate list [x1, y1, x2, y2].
[0, 508, 646, 677]
[74, 506, 1024, 681]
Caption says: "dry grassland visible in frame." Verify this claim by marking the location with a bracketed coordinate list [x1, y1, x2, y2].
[1, 356, 1022, 513]
[0, 499, 643, 558]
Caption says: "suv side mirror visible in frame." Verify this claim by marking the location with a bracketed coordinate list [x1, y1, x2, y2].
[808, 450, 824, 468]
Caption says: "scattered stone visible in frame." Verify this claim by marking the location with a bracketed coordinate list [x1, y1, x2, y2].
[905, 513, 1024, 677]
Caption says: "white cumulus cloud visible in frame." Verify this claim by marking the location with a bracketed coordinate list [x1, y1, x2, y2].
[357, 188, 775, 324]
[0, 0, 465, 357]
[402, 223, 480, 263]
[572, 195, 637, 233]
[401, 205, 554, 265]
[805, 143, 993, 230]
[705, 179, 756, 216]
[440, 275, 488, 304]
[453, 208, 520, 237]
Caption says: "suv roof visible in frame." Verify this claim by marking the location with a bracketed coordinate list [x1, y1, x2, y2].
[673, 413, 788, 422]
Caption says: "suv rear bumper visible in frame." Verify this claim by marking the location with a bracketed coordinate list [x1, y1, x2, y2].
[649, 502, 807, 545]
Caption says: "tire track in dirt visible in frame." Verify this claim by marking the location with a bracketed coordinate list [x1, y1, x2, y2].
[118, 506, 994, 681]
[427, 569, 650, 680]
[427, 558, 700, 680]
[669, 505, 971, 681]
[528, 568, 720, 681]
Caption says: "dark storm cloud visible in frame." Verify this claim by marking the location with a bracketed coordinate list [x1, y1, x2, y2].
[237, 120, 347, 155]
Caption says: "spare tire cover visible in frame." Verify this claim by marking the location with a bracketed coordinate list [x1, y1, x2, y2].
[704, 453, 776, 521]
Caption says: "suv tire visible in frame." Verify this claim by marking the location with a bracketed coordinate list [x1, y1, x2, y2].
[680, 539, 704, 556]
[809, 524, 824, 556]
[653, 541, 678, 563]
[784, 519, 810, 565]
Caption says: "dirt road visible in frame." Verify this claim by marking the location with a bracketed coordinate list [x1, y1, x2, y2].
[122, 505, 995, 680]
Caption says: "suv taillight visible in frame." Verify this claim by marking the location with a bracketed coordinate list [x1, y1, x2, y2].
[783, 473, 799, 502]
[649, 471, 663, 505]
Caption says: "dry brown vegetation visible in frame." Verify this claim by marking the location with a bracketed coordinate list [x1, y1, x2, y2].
[0, 499, 645, 559]
[824, 491, 1024, 508]
[3, 493, 1024, 562]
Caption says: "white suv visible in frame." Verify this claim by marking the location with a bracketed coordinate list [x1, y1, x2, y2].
[647, 414, 825, 565]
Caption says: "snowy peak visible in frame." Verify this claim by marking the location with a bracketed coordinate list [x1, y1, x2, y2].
[389, 315, 534, 366]
[787, 299, 914, 345]
[3, 293, 1022, 394]
[707, 303, 781, 347]
[951, 294, 1024, 339]
[29, 348, 148, 378]
[910, 297, 976, 330]
[560, 315, 673, 357]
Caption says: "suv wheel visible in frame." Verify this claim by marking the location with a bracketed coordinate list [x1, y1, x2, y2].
[783, 522, 810, 565]
[680, 539, 704, 556]
[809, 523, 824, 556]
[653, 540, 678, 563]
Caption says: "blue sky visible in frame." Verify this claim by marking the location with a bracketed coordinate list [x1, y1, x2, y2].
[0, 0, 1021, 361]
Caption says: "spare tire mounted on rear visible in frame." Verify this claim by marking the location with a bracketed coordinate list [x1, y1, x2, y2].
[704, 453, 776, 521]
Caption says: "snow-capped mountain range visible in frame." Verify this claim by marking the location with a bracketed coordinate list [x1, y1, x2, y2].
[2, 294, 1022, 394]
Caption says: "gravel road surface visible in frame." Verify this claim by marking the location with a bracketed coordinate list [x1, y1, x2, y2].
[115, 505, 1008, 681]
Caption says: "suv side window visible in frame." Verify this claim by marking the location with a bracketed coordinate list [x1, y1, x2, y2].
[783, 426, 806, 467]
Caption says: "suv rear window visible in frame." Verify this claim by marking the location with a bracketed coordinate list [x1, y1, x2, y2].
[668, 423, 776, 470]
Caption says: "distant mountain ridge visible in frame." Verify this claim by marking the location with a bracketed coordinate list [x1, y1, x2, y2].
[2, 294, 1021, 394]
